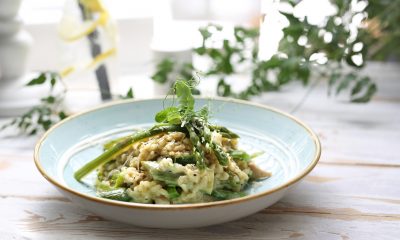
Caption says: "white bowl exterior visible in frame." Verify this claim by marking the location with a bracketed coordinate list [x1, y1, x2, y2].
[58, 185, 287, 228]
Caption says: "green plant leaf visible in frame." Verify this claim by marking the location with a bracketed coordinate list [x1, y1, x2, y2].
[298, 64, 311, 85]
[328, 72, 340, 96]
[166, 110, 182, 125]
[175, 80, 194, 111]
[50, 76, 57, 88]
[58, 111, 67, 120]
[198, 106, 209, 121]
[1, 71, 67, 135]
[155, 107, 178, 123]
[120, 87, 134, 99]
[351, 83, 377, 103]
[151, 59, 175, 84]
[26, 73, 46, 86]
[336, 73, 356, 96]
[41, 96, 55, 104]
[351, 77, 370, 96]
[217, 79, 232, 97]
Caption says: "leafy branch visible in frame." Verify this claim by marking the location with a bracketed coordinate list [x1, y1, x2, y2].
[362, 0, 400, 61]
[1, 72, 135, 136]
[152, 58, 200, 95]
[151, 0, 383, 103]
[0, 72, 68, 135]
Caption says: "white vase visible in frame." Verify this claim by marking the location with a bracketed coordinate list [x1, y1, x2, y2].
[0, 0, 32, 81]
[0, 21, 32, 81]
[0, 0, 22, 20]
[0, 0, 43, 117]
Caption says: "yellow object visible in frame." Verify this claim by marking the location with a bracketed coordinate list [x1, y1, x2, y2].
[60, 66, 75, 78]
[58, 0, 117, 78]
[79, 0, 106, 12]
[87, 48, 117, 69]
[59, 18, 102, 42]
[59, 0, 110, 42]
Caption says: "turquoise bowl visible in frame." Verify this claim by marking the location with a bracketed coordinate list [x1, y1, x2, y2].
[34, 97, 321, 228]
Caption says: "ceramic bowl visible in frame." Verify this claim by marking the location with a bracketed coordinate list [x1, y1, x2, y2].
[34, 97, 321, 228]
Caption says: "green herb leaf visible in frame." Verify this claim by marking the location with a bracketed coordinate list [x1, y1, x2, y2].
[198, 106, 209, 121]
[26, 73, 47, 86]
[175, 80, 194, 111]
[155, 106, 180, 123]
[166, 109, 182, 124]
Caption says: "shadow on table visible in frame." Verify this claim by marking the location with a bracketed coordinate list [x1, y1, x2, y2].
[19, 196, 314, 239]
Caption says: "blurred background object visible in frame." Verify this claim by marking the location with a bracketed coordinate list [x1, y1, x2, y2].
[0, 0, 31, 80]
[57, 0, 118, 110]
[0, 0, 38, 117]
[1, 0, 399, 134]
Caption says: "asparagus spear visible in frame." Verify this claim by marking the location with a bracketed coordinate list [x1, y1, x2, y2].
[229, 150, 251, 161]
[193, 119, 229, 166]
[167, 186, 180, 199]
[211, 189, 246, 200]
[103, 135, 129, 151]
[174, 154, 196, 165]
[142, 161, 185, 186]
[209, 125, 239, 139]
[185, 125, 206, 168]
[229, 150, 264, 162]
[74, 125, 184, 181]
[103, 123, 179, 151]
[98, 188, 132, 202]
[210, 142, 229, 166]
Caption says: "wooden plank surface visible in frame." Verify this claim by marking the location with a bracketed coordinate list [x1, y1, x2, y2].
[0, 62, 399, 239]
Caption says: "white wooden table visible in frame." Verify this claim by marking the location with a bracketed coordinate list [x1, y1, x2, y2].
[1, 63, 399, 239]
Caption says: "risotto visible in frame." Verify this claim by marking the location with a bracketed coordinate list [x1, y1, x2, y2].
[74, 80, 271, 204]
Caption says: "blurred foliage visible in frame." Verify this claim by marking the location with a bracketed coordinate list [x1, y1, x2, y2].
[151, 59, 176, 84]
[0, 72, 68, 135]
[1, 72, 134, 136]
[3, 0, 398, 136]
[362, 0, 400, 60]
[151, 0, 400, 102]
[151, 59, 200, 94]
